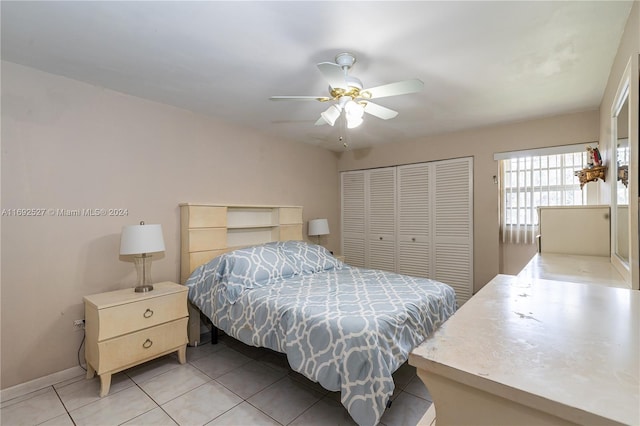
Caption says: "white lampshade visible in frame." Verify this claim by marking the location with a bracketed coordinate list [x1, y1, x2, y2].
[345, 100, 364, 118]
[345, 100, 364, 129]
[321, 105, 342, 126]
[347, 115, 364, 129]
[120, 223, 165, 255]
[308, 218, 330, 236]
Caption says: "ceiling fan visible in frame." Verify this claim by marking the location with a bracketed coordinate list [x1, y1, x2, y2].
[270, 52, 424, 129]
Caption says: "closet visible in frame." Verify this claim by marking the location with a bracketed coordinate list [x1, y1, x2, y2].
[341, 157, 473, 305]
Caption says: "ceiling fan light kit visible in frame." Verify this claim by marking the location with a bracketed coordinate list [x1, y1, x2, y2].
[344, 99, 364, 117]
[270, 52, 424, 142]
[346, 115, 363, 129]
[321, 104, 342, 126]
[344, 99, 365, 129]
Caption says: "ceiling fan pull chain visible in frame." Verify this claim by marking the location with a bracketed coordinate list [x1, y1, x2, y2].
[339, 112, 349, 149]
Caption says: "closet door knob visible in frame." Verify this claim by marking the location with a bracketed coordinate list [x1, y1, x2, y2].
[412, 237, 416, 242]
[379, 237, 383, 240]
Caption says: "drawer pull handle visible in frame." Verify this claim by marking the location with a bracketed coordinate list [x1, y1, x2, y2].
[143, 309, 153, 318]
[379, 237, 383, 240]
[143, 339, 153, 349]
[412, 237, 416, 242]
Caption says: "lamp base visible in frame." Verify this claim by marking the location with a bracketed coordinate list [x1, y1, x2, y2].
[133, 254, 154, 292]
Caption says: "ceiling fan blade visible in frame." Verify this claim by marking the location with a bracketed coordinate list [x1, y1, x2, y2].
[317, 62, 347, 89]
[360, 79, 424, 99]
[363, 102, 399, 120]
[270, 96, 329, 101]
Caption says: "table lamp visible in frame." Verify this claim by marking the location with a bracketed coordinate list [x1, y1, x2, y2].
[308, 218, 330, 245]
[120, 221, 165, 292]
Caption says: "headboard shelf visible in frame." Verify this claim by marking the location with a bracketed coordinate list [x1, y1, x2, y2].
[180, 203, 304, 283]
[227, 206, 278, 227]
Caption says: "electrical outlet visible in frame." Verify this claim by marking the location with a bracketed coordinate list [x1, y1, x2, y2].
[73, 319, 85, 330]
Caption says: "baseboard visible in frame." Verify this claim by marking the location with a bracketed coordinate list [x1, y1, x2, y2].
[0, 365, 86, 403]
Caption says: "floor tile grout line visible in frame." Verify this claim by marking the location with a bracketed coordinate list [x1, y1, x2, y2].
[0, 388, 43, 409]
[139, 370, 283, 426]
[284, 395, 325, 426]
[186, 354, 287, 426]
[121, 348, 249, 424]
[37, 385, 76, 426]
[61, 380, 159, 426]
[242, 398, 286, 426]
[124, 360, 183, 387]
[130, 373, 248, 426]
[136, 371, 198, 404]
[205, 367, 298, 426]
[126, 379, 178, 425]
[242, 374, 328, 426]
[203, 365, 295, 425]
[57, 374, 138, 416]
[125, 364, 186, 421]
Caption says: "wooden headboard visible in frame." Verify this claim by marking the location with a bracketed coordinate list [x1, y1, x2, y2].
[179, 203, 304, 345]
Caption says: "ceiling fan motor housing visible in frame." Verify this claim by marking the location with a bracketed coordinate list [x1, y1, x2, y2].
[345, 75, 362, 90]
[335, 52, 356, 69]
[328, 53, 362, 98]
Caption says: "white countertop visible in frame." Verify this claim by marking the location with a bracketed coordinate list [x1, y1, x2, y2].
[409, 274, 639, 425]
[518, 253, 629, 289]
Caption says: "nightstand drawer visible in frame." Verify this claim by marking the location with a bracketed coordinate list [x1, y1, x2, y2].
[96, 317, 188, 374]
[97, 291, 187, 340]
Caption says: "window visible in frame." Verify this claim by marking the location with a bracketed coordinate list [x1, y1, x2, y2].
[617, 141, 629, 204]
[496, 145, 590, 244]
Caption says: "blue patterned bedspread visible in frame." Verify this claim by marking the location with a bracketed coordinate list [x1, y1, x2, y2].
[185, 242, 456, 426]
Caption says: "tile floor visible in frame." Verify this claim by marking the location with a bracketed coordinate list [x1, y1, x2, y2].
[0, 334, 433, 426]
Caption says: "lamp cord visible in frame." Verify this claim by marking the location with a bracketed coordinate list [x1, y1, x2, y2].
[77, 331, 86, 371]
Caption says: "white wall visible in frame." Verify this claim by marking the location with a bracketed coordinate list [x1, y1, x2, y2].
[0, 61, 341, 389]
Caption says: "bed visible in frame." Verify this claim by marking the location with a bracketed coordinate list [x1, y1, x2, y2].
[184, 239, 456, 426]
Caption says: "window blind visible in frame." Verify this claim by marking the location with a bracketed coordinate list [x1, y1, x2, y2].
[498, 147, 589, 244]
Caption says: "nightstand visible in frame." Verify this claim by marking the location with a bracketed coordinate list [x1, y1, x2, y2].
[83, 281, 188, 397]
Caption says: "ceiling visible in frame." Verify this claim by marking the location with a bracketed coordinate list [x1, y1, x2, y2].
[1, 1, 633, 151]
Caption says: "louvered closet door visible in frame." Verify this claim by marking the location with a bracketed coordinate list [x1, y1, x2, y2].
[397, 164, 431, 277]
[341, 171, 366, 267]
[433, 157, 473, 305]
[367, 167, 396, 271]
